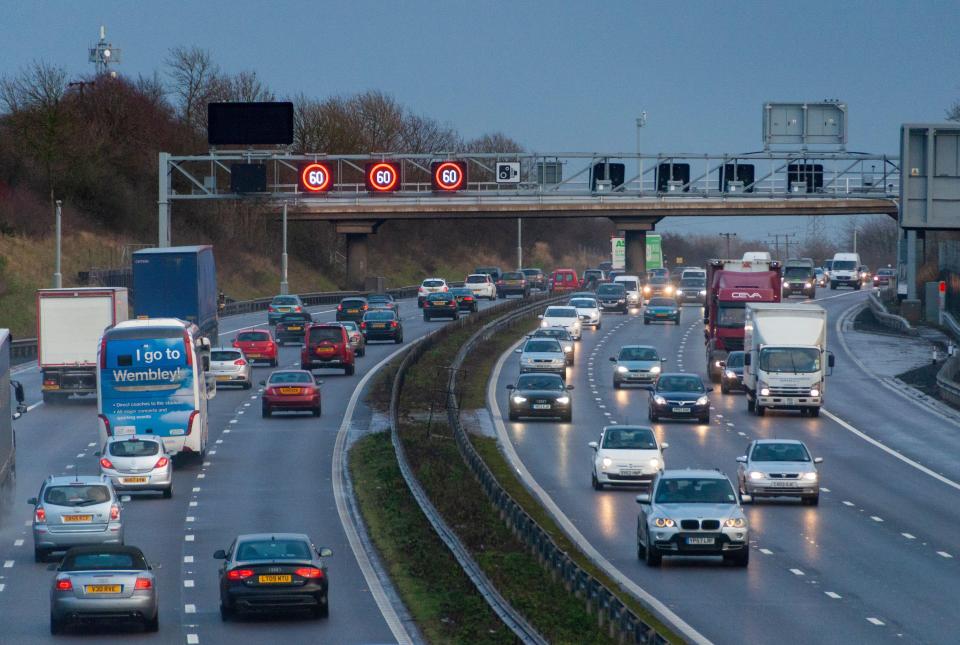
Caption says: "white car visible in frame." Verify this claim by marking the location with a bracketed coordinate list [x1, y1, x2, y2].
[539, 306, 582, 340]
[209, 347, 252, 389]
[568, 296, 601, 329]
[589, 425, 666, 490]
[99, 435, 174, 498]
[418, 278, 448, 307]
[464, 274, 497, 300]
[613, 275, 642, 307]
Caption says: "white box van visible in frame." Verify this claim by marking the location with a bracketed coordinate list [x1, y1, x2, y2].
[613, 275, 642, 306]
[829, 253, 862, 290]
[743, 251, 772, 263]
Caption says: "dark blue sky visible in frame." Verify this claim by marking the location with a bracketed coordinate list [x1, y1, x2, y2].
[7, 0, 957, 238]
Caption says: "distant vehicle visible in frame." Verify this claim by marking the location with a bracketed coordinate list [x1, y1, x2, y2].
[581, 269, 606, 289]
[520, 268, 547, 291]
[589, 425, 666, 490]
[275, 312, 314, 345]
[742, 251, 772, 263]
[133, 245, 220, 341]
[366, 294, 397, 314]
[643, 297, 680, 325]
[362, 310, 404, 343]
[209, 347, 253, 389]
[30, 475, 124, 562]
[51, 545, 159, 634]
[37, 288, 129, 404]
[736, 439, 822, 506]
[719, 350, 745, 394]
[301, 324, 355, 375]
[450, 287, 478, 312]
[680, 268, 706, 281]
[336, 297, 369, 322]
[233, 329, 278, 366]
[464, 274, 497, 300]
[643, 275, 674, 300]
[597, 261, 614, 272]
[635, 470, 749, 567]
[548, 268, 580, 292]
[648, 373, 712, 424]
[516, 338, 567, 377]
[874, 267, 895, 286]
[781, 263, 816, 299]
[569, 296, 601, 329]
[261, 370, 322, 417]
[506, 372, 573, 422]
[539, 306, 582, 340]
[814, 268, 827, 287]
[595, 282, 628, 313]
[829, 252, 862, 290]
[215, 533, 332, 620]
[648, 267, 670, 279]
[473, 266, 503, 282]
[336, 321, 366, 356]
[267, 295, 305, 326]
[859, 265, 872, 285]
[497, 271, 530, 298]
[530, 327, 575, 365]
[607, 269, 625, 283]
[613, 275, 642, 307]
[610, 345, 665, 389]
[98, 435, 174, 498]
[676, 277, 707, 305]
[417, 278, 449, 307]
[422, 292, 459, 321]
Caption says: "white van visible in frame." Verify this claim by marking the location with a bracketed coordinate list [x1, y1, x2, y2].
[742, 251, 772, 263]
[681, 268, 706, 281]
[829, 252, 862, 290]
[613, 275, 642, 306]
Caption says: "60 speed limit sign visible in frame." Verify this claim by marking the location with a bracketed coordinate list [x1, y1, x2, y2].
[431, 161, 466, 191]
[365, 161, 400, 192]
[298, 162, 333, 193]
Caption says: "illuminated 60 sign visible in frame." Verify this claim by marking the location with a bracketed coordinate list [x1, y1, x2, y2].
[365, 161, 400, 192]
[431, 161, 466, 191]
[299, 162, 333, 193]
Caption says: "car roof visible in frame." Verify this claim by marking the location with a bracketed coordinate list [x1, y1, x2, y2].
[659, 468, 729, 480]
[272, 294, 301, 300]
[235, 532, 311, 543]
[658, 372, 701, 379]
[619, 344, 656, 350]
[268, 370, 314, 378]
[752, 438, 805, 446]
[340, 296, 367, 301]
[63, 544, 147, 558]
[211, 346, 242, 352]
[105, 434, 162, 444]
[46, 474, 109, 485]
[602, 424, 655, 433]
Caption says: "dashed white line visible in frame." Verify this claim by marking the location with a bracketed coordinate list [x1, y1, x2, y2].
[737, 431, 746, 437]
[229, 419, 238, 424]
[870, 516, 884, 523]
[825, 591, 842, 599]
[3, 560, 13, 568]
[13, 539, 23, 547]
[189, 501, 198, 507]
[75, 453, 85, 458]
[184, 603, 196, 613]
[196, 474, 205, 479]
[187, 634, 200, 644]
[87, 442, 96, 447]
[937, 551, 953, 559]
[902, 533, 916, 540]
[65, 464, 74, 470]
[819, 487, 830, 492]
[842, 500, 855, 506]
[866, 617, 885, 626]
[192, 487, 201, 492]
[186, 516, 195, 522]
[184, 535, 195, 542]
[789, 568, 805, 576]
[759, 548, 773, 555]
[183, 555, 194, 563]
[183, 579, 195, 588]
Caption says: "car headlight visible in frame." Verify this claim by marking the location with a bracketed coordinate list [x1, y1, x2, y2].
[653, 517, 675, 528]
[802, 472, 818, 481]
[676, 290, 684, 296]
[699, 290, 707, 296]
[805, 282, 812, 288]
[512, 395, 527, 404]
[725, 370, 736, 379]
[616, 365, 629, 373]
[696, 396, 709, 405]
[563, 345, 572, 353]
[810, 388, 820, 397]
[601, 457, 613, 469]
[715, 360, 723, 367]
[649, 458, 661, 469]
[541, 320, 549, 327]
[643, 286, 651, 293]
[664, 286, 674, 294]
[653, 395, 666, 405]
[749, 471, 764, 480]
[650, 365, 661, 374]
[556, 396, 570, 405]
[724, 517, 746, 528]
[618, 298, 625, 303]
[760, 387, 770, 396]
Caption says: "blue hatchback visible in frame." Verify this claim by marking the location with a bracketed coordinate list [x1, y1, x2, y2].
[643, 297, 680, 325]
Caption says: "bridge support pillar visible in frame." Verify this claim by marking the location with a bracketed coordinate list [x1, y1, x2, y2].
[611, 218, 659, 274]
[336, 221, 381, 290]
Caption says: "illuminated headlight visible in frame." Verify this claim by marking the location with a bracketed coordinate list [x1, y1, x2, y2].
[649, 458, 661, 469]
[650, 365, 661, 374]
[714, 360, 723, 367]
[512, 396, 527, 404]
[601, 457, 613, 469]
[643, 286, 651, 293]
[653, 517, 675, 528]
[653, 395, 666, 405]
[676, 290, 684, 296]
[725, 370, 736, 379]
[563, 345, 572, 353]
[696, 396, 709, 406]
[802, 472, 818, 481]
[760, 387, 770, 396]
[664, 285, 674, 294]
[724, 517, 746, 528]
[541, 320, 549, 327]
[804, 282, 812, 288]
[810, 388, 820, 397]
[573, 322, 581, 329]
[617, 298, 625, 303]
[616, 365, 629, 373]
[699, 290, 707, 296]
[749, 471, 764, 480]
[556, 396, 570, 405]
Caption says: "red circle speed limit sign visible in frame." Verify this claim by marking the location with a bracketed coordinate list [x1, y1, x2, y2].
[299, 162, 333, 193]
[431, 161, 466, 191]
[365, 161, 400, 192]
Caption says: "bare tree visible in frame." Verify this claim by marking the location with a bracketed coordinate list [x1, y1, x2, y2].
[164, 46, 220, 131]
[948, 99, 960, 122]
[462, 132, 523, 153]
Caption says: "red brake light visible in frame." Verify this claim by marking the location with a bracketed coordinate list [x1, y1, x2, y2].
[234, 358, 246, 366]
[186, 410, 200, 436]
[443, 286, 448, 292]
[363, 304, 369, 310]
[232, 341, 240, 348]
[99, 457, 114, 470]
[183, 331, 193, 367]
[35, 507, 46, 523]
[154, 456, 169, 469]
[134, 577, 152, 590]
[294, 306, 302, 312]
[110, 504, 120, 521]
[360, 322, 366, 329]
[99, 414, 112, 436]
[295, 567, 324, 579]
[337, 304, 343, 311]
[99, 337, 108, 368]
[268, 305, 276, 312]
[55, 578, 73, 591]
[391, 321, 398, 328]
[227, 568, 254, 580]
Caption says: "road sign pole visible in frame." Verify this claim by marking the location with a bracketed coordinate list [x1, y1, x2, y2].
[53, 199, 63, 288]
[158, 152, 171, 247]
[280, 202, 289, 295]
[517, 218, 522, 270]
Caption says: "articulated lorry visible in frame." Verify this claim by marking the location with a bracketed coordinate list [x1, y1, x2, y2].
[2, 329, 28, 502]
[37, 288, 129, 403]
[704, 258, 782, 380]
[132, 246, 219, 343]
[742, 303, 833, 417]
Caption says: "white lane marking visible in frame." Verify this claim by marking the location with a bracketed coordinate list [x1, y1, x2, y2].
[184, 535, 195, 542]
[223, 429, 231, 434]
[187, 634, 200, 644]
[203, 461, 211, 466]
[186, 516, 195, 522]
[867, 617, 885, 626]
[902, 533, 916, 540]
[819, 487, 830, 492]
[0, 584, 4, 592]
[65, 464, 74, 469]
[759, 548, 773, 555]
[13, 539, 23, 547]
[184, 603, 196, 613]
[250, 395, 257, 400]
[937, 551, 953, 558]
[75, 453, 85, 458]
[120, 495, 131, 502]
[737, 431, 746, 437]
[842, 500, 855, 506]
[87, 442, 96, 447]
[196, 474, 205, 479]
[192, 487, 201, 492]
[244, 403, 251, 407]
[789, 568, 805, 576]
[3, 560, 13, 568]
[183, 555, 194, 563]
[229, 419, 238, 424]
[189, 501, 198, 507]
[23, 521, 30, 527]
[825, 591, 842, 599]
[209, 450, 216, 455]
[871, 516, 884, 523]
[183, 579, 194, 588]
[26, 400, 44, 412]
[215, 439, 223, 444]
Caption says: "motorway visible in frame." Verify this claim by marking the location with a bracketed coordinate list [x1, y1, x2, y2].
[0, 295, 496, 644]
[493, 290, 960, 644]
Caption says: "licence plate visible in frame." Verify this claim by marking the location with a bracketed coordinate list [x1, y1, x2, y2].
[373, 323, 386, 329]
[434, 301, 448, 306]
[347, 309, 359, 314]
[121, 477, 148, 484]
[769, 481, 799, 487]
[86, 585, 121, 594]
[258, 574, 292, 584]
[620, 470, 644, 476]
[532, 404, 551, 410]
[687, 537, 715, 545]
[672, 407, 690, 413]
[287, 325, 302, 331]
[317, 347, 334, 354]
[247, 353, 262, 358]
[63, 515, 93, 523]
[656, 313, 666, 317]
[280, 387, 302, 395]
[216, 375, 231, 381]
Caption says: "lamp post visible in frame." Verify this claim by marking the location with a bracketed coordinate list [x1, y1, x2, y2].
[280, 202, 289, 295]
[53, 200, 63, 288]
[636, 112, 647, 192]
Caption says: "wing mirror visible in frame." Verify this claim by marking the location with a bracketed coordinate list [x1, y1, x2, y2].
[314, 377, 324, 385]
[259, 380, 266, 386]
[12, 381, 25, 405]
[514, 348, 523, 353]
[828, 353, 835, 368]
[318, 547, 333, 557]
[213, 549, 227, 560]
[661, 442, 669, 450]
[506, 384, 515, 391]
[588, 441, 598, 450]
[609, 357, 617, 362]
[661, 357, 667, 362]
[566, 384, 575, 390]
[635, 493, 651, 505]
[707, 386, 715, 392]
[744, 353, 751, 366]
[814, 457, 824, 464]
[537, 315, 544, 319]
[736, 456, 747, 463]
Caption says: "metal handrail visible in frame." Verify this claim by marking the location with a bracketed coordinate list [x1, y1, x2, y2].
[867, 291, 916, 335]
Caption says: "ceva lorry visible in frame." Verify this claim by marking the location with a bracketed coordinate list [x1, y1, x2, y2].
[704, 258, 782, 380]
[742, 303, 834, 417]
[132, 246, 219, 343]
[37, 288, 129, 403]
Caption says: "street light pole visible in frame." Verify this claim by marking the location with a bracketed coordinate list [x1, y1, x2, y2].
[53, 200, 63, 288]
[636, 112, 646, 192]
[517, 218, 522, 269]
[280, 202, 289, 295]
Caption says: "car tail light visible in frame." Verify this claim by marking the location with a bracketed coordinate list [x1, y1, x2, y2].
[43, 378, 57, 387]
[232, 341, 240, 348]
[294, 306, 302, 312]
[183, 331, 193, 367]
[227, 568, 254, 580]
[110, 504, 120, 521]
[465, 296, 473, 301]
[154, 456, 169, 469]
[35, 507, 46, 524]
[442, 286, 448, 292]
[99, 457, 114, 470]
[234, 358, 247, 366]
[337, 304, 343, 311]
[391, 321, 398, 328]
[360, 322, 366, 329]
[99, 337, 108, 368]
[134, 577, 152, 590]
[99, 414, 112, 436]
[186, 410, 200, 436]
[363, 304, 369, 310]
[265, 387, 277, 396]
[295, 567, 324, 579]
[268, 305, 276, 312]
[55, 578, 73, 591]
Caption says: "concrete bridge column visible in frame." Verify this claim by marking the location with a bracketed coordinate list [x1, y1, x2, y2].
[335, 221, 381, 290]
[611, 217, 660, 275]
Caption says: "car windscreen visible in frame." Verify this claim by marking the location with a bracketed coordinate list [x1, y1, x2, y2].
[570, 299, 597, 308]
[544, 307, 577, 318]
[423, 279, 445, 287]
[524, 340, 561, 353]
[340, 299, 366, 308]
[63, 551, 147, 571]
[521, 269, 541, 276]
[451, 288, 472, 296]
[603, 428, 657, 450]
[616, 279, 639, 291]
[680, 279, 704, 288]
[367, 295, 392, 302]
[236, 539, 312, 561]
[237, 331, 270, 342]
[280, 313, 312, 322]
[272, 296, 299, 305]
[596, 284, 625, 296]
[364, 311, 396, 321]
[583, 270, 602, 278]
[784, 267, 811, 278]
[619, 347, 658, 361]
[650, 277, 669, 285]
[339, 321, 359, 331]
[878, 269, 895, 276]
[534, 329, 570, 340]
[465, 275, 487, 283]
[655, 478, 737, 504]
[657, 375, 704, 392]
[751, 443, 811, 462]
[833, 260, 857, 270]
[268, 372, 313, 384]
[109, 439, 161, 457]
[725, 352, 744, 368]
[647, 298, 676, 307]
[43, 485, 111, 507]
[516, 374, 564, 390]
[308, 327, 343, 343]
[502, 272, 524, 280]
[211, 350, 242, 361]
[759, 347, 820, 373]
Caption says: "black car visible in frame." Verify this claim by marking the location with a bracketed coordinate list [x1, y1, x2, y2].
[216, 533, 332, 620]
[648, 373, 712, 424]
[720, 351, 745, 394]
[643, 275, 674, 301]
[506, 373, 574, 422]
[676, 277, 706, 305]
[782, 265, 816, 298]
[361, 310, 403, 343]
[595, 283, 628, 313]
[450, 287, 478, 312]
[521, 268, 547, 291]
[367, 294, 398, 314]
[336, 297, 368, 322]
[275, 312, 314, 345]
[422, 292, 459, 321]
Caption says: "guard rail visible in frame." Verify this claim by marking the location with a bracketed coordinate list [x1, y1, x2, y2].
[867, 291, 916, 335]
[936, 354, 960, 408]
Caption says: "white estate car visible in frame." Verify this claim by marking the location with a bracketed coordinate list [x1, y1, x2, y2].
[539, 306, 582, 340]
[418, 278, 449, 307]
[568, 296, 601, 329]
[464, 274, 497, 300]
[589, 425, 666, 490]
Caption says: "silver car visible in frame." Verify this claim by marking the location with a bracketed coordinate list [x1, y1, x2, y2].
[736, 439, 822, 505]
[337, 321, 366, 357]
[50, 544, 158, 634]
[99, 436, 173, 498]
[530, 327, 575, 365]
[636, 469, 749, 567]
[209, 347, 253, 389]
[516, 338, 566, 376]
[610, 345, 666, 388]
[30, 475, 124, 562]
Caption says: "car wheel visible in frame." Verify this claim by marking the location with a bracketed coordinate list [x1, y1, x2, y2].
[34, 548, 47, 563]
[613, 381, 620, 389]
[508, 410, 518, 421]
[144, 614, 159, 632]
[592, 472, 603, 491]
[804, 495, 820, 506]
[830, 282, 836, 290]
[809, 407, 820, 417]
[637, 537, 646, 560]
[162, 486, 173, 499]
[313, 405, 321, 417]
[644, 536, 662, 567]
[721, 383, 729, 394]
[50, 615, 65, 635]
[699, 414, 710, 424]
[746, 398, 755, 413]
[345, 364, 355, 376]
[42, 391, 60, 405]
[220, 602, 233, 622]
[597, 321, 602, 329]
[643, 319, 650, 325]
[270, 358, 278, 367]
[756, 404, 765, 417]
[262, 405, 271, 418]
[395, 334, 403, 344]
[423, 314, 430, 322]
[724, 548, 749, 567]
[562, 411, 572, 422]
[649, 411, 658, 423]
[315, 595, 330, 619]
[243, 381, 252, 390]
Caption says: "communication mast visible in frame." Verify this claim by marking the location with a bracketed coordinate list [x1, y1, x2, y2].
[88, 25, 121, 76]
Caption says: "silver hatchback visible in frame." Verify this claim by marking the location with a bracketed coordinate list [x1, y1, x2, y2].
[30, 475, 124, 562]
[99, 436, 173, 498]
[736, 439, 822, 505]
[210, 347, 253, 389]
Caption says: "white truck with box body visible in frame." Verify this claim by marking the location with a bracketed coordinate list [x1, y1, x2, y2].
[742, 303, 834, 417]
[37, 288, 129, 403]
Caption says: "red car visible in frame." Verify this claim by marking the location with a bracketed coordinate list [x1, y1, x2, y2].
[261, 370, 321, 417]
[549, 269, 580, 292]
[233, 329, 278, 366]
[301, 324, 356, 376]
